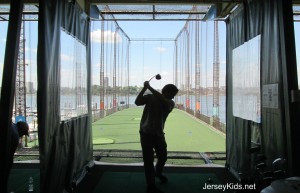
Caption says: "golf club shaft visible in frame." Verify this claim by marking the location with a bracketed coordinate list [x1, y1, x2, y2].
[148, 75, 156, 82]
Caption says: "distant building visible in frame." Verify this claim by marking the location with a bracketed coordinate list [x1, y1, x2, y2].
[220, 86, 226, 95]
[180, 84, 185, 91]
[26, 82, 34, 94]
[104, 77, 109, 87]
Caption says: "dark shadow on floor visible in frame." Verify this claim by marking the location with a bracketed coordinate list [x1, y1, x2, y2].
[74, 164, 244, 193]
[8, 163, 40, 193]
[8, 163, 261, 193]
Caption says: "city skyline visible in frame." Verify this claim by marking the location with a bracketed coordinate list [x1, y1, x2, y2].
[1, 20, 300, 92]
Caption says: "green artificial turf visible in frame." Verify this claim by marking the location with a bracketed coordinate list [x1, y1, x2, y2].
[92, 108, 142, 150]
[165, 109, 225, 152]
[25, 107, 226, 152]
[27, 139, 39, 148]
[92, 107, 225, 152]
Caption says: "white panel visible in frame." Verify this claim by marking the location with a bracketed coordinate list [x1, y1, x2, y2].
[232, 35, 261, 123]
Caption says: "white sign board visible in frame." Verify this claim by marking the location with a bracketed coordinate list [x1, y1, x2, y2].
[262, 84, 278, 108]
[232, 35, 261, 123]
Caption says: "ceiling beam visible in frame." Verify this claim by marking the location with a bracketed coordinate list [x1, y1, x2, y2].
[0, 0, 299, 5]
[218, 2, 239, 17]
[0, 11, 38, 14]
[0, 0, 243, 5]
[90, 18, 224, 21]
[89, 0, 242, 5]
[0, 0, 38, 4]
[99, 11, 207, 14]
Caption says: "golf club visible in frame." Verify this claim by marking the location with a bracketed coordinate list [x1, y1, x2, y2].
[148, 74, 161, 82]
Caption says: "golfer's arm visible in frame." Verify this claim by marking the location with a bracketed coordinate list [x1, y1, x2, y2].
[147, 85, 169, 105]
[135, 87, 147, 106]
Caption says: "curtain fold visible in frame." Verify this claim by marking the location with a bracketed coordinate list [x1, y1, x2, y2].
[226, 0, 298, 178]
[37, 1, 92, 192]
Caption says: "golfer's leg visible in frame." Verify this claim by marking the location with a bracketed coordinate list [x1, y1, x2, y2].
[140, 134, 155, 185]
[154, 136, 168, 182]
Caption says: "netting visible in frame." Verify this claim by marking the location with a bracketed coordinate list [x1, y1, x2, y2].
[60, 29, 88, 120]
[91, 8, 131, 120]
[174, 14, 226, 132]
[293, 5, 300, 21]
[0, 8, 38, 148]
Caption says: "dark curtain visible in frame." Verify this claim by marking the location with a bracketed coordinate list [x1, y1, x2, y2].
[226, 0, 299, 178]
[0, 1, 23, 192]
[37, 0, 92, 192]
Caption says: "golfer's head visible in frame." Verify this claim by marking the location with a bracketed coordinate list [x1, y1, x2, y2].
[17, 121, 29, 137]
[162, 84, 179, 99]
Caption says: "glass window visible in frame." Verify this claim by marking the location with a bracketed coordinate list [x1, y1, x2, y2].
[60, 29, 88, 121]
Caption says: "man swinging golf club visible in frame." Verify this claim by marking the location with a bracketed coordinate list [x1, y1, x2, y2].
[135, 74, 179, 193]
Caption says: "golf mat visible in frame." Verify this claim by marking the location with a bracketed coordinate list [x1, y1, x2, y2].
[8, 168, 40, 193]
[93, 171, 231, 193]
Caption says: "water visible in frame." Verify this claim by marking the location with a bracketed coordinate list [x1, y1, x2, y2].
[92, 94, 225, 123]
[176, 95, 226, 123]
[25, 93, 226, 123]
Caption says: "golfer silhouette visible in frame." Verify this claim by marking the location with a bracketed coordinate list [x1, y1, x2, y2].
[135, 80, 178, 193]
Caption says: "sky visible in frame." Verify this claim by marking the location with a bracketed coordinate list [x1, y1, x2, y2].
[117, 21, 186, 39]
[89, 20, 227, 89]
[90, 20, 186, 89]
[1, 19, 300, 92]
[117, 21, 187, 88]
[117, 21, 227, 89]
[0, 21, 38, 91]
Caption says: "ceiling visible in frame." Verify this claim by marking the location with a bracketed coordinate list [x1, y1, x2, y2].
[89, 0, 242, 21]
[0, 0, 300, 21]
